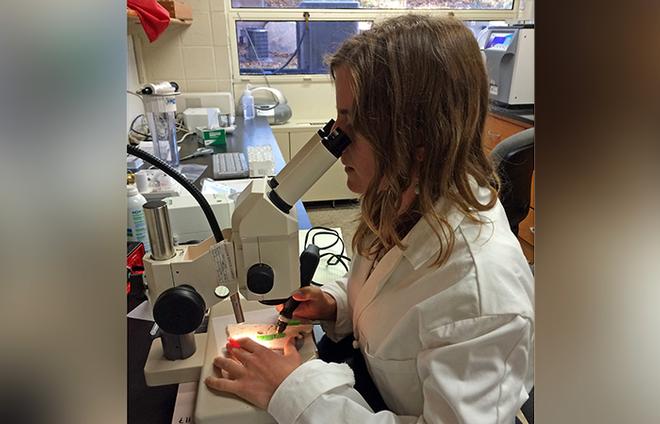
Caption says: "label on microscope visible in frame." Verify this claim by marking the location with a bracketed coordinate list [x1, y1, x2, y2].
[210, 240, 237, 285]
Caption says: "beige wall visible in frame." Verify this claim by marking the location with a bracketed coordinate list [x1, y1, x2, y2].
[131, 0, 233, 93]
[518, 0, 534, 21]
[127, 35, 144, 134]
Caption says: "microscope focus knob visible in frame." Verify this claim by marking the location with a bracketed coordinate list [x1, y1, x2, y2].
[246, 263, 274, 295]
[153, 285, 206, 335]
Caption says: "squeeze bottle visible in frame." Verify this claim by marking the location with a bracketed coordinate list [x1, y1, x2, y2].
[127, 184, 151, 252]
[242, 88, 255, 120]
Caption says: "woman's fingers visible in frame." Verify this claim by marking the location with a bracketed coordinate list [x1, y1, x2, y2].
[233, 337, 266, 354]
[213, 356, 245, 378]
[283, 334, 303, 361]
[205, 375, 240, 393]
[227, 346, 251, 366]
[226, 338, 267, 368]
[207, 335, 306, 410]
[291, 287, 316, 301]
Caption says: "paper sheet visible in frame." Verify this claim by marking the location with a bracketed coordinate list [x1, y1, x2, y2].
[170, 382, 197, 424]
[298, 228, 349, 285]
[126, 299, 154, 321]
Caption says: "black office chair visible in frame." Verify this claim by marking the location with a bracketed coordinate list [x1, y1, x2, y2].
[491, 128, 535, 424]
[490, 127, 535, 236]
[515, 387, 534, 424]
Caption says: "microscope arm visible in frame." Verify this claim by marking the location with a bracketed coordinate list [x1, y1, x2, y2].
[143, 237, 234, 312]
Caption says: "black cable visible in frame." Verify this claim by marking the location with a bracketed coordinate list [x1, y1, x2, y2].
[244, 12, 310, 78]
[243, 23, 271, 87]
[270, 14, 309, 75]
[129, 114, 151, 139]
[130, 113, 188, 140]
[320, 252, 350, 272]
[127, 144, 224, 243]
[303, 226, 351, 278]
[129, 114, 142, 130]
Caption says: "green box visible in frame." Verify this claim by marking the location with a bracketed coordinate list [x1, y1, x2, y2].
[196, 127, 226, 146]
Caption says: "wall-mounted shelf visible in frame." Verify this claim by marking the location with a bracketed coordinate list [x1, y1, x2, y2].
[127, 9, 192, 27]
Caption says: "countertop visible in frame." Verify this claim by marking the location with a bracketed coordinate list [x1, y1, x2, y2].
[270, 105, 534, 131]
[489, 102, 535, 126]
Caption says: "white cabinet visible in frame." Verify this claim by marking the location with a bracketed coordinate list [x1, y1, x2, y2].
[271, 125, 357, 203]
[273, 132, 290, 161]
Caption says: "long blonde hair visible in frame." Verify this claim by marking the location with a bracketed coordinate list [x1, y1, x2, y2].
[328, 15, 499, 265]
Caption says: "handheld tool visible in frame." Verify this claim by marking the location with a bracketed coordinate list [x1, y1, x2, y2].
[276, 244, 320, 334]
[180, 147, 214, 161]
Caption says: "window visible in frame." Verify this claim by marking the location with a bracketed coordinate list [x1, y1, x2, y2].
[230, 1, 519, 77]
[232, 0, 514, 10]
[236, 20, 372, 75]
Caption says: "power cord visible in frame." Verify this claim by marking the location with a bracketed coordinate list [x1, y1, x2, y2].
[128, 113, 194, 144]
[239, 13, 271, 88]
[129, 114, 150, 140]
[303, 226, 351, 282]
[271, 12, 309, 75]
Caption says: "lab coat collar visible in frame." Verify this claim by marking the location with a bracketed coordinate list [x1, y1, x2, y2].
[399, 198, 461, 270]
[352, 178, 492, 329]
[402, 178, 490, 270]
[352, 199, 467, 336]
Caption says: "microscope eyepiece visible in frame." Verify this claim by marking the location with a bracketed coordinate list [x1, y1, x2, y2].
[321, 128, 352, 158]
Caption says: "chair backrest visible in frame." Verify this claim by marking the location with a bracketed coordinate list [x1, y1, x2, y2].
[490, 127, 534, 235]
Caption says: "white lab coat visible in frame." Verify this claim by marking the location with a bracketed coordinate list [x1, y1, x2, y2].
[268, 184, 534, 424]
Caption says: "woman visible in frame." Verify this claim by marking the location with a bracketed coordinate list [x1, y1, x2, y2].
[205, 14, 534, 423]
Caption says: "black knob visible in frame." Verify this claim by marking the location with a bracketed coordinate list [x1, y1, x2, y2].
[170, 81, 179, 91]
[247, 263, 274, 295]
[153, 285, 206, 335]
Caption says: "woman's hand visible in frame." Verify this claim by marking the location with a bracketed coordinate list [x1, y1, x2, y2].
[205, 336, 303, 410]
[276, 286, 337, 321]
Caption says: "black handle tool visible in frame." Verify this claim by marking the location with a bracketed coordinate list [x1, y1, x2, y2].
[276, 244, 320, 333]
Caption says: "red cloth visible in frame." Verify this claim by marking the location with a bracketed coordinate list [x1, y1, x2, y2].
[128, 0, 171, 42]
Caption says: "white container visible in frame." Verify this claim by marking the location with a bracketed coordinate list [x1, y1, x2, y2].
[127, 184, 151, 252]
[135, 171, 150, 194]
[182, 107, 220, 131]
[246, 145, 275, 177]
[241, 88, 255, 120]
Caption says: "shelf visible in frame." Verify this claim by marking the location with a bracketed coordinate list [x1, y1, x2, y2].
[127, 9, 192, 27]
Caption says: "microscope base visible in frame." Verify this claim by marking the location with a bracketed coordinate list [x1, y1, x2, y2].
[195, 304, 317, 424]
[144, 333, 207, 387]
